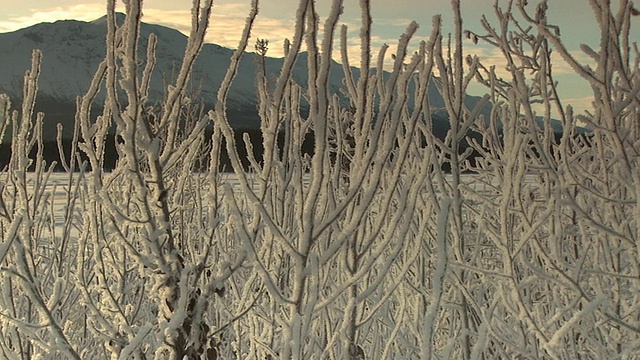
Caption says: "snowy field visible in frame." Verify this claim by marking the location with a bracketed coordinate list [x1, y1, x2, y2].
[10, 171, 521, 237]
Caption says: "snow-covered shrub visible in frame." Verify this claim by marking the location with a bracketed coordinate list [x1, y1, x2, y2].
[458, 1, 640, 358]
[0, 0, 638, 359]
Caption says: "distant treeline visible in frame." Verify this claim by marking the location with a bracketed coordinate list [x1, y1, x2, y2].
[0, 125, 581, 173]
[0, 128, 315, 173]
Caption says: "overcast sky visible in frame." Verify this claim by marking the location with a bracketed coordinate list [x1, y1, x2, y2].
[0, 1, 617, 114]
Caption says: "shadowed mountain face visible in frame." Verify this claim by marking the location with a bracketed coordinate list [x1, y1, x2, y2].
[0, 13, 465, 142]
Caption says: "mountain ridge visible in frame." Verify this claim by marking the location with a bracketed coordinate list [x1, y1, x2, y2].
[1, 14, 468, 142]
[0, 14, 361, 139]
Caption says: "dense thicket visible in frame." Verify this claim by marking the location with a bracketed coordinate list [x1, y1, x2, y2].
[0, 0, 638, 359]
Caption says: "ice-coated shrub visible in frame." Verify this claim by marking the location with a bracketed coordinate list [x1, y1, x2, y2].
[0, 0, 638, 359]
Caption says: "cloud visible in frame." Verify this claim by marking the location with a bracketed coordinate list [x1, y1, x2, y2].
[0, 2, 297, 56]
[560, 96, 595, 114]
[453, 40, 597, 115]
[459, 40, 599, 90]
[373, 17, 419, 28]
[208, 12, 296, 54]
[549, 50, 597, 76]
[0, 4, 107, 32]
[0, 1, 433, 63]
[135, 4, 300, 57]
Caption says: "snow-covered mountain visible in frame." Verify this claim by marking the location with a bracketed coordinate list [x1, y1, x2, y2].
[0, 14, 369, 140]
[4, 13, 538, 146]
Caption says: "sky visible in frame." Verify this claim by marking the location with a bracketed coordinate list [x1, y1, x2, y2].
[0, 1, 617, 115]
